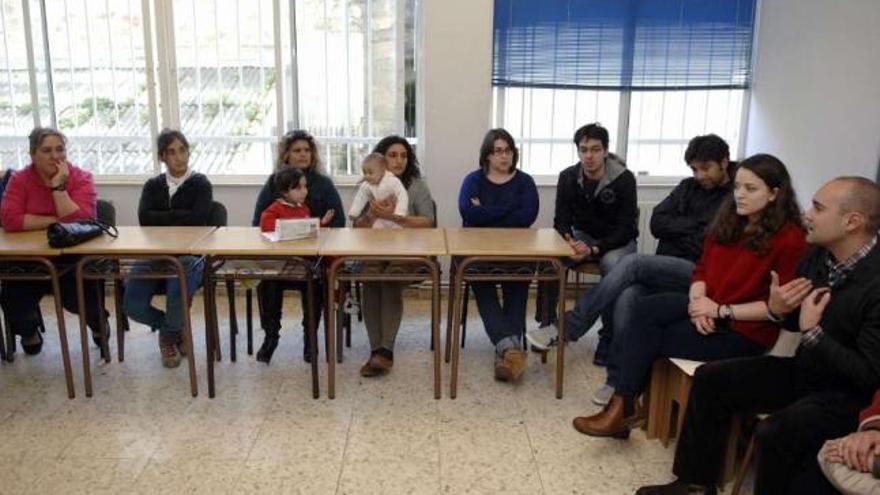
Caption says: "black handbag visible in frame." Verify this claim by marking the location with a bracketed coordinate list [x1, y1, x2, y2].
[46, 219, 118, 248]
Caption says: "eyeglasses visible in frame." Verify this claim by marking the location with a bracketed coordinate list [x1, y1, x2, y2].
[492, 147, 514, 156]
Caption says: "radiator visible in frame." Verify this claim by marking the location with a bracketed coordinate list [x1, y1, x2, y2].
[637, 202, 659, 255]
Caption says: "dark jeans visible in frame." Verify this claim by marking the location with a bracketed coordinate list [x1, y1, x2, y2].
[614, 292, 764, 396]
[0, 267, 106, 337]
[123, 256, 203, 337]
[534, 235, 637, 327]
[257, 279, 323, 336]
[471, 281, 529, 348]
[673, 355, 863, 494]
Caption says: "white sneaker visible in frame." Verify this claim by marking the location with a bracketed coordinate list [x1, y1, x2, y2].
[591, 384, 615, 406]
[525, 323, 559, 350]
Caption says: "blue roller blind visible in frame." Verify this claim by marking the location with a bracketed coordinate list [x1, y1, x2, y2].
[493, 0, 757, 90]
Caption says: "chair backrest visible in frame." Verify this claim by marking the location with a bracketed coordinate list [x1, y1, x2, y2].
[96, 199, 116, 226]
[207, 201, 228, 227]
[430, 199, 438, 228]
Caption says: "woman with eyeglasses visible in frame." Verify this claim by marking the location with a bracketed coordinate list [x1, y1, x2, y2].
[251, 130, 345, 364]
[457, 128, 539, 383]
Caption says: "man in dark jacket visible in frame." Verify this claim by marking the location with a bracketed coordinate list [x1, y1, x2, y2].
[533, 123, 638, 355]
[527, 134, 733, 406]
[637, 176, 880, 495]
[123, 129, 213, 368]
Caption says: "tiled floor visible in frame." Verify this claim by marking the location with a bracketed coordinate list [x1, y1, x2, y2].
[0, 292, 707, 494]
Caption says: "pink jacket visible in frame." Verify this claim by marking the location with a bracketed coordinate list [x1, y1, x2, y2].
[0, 163, 97, 232]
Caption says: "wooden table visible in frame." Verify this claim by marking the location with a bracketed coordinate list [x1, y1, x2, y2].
[194, 226, 323, 398]
[0, 230, 75, 398]
[320, 228, 447, 399]
[63, 226, 216, 397]
[444, 228, 573, 399]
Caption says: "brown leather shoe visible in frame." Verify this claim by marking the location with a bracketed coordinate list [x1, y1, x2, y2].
[494, 349, 527, 382]
[572, 394, 644, 439]
[370, 353, 393, 371]
[360, 360, 382, 377]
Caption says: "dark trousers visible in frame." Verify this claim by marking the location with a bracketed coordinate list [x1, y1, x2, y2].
[256, 279, 323, 336]
[673, 355, 863, 494]
[614, 292, 764, 396]
[470, 281, 529, 346]
[0, 270, 105, 337]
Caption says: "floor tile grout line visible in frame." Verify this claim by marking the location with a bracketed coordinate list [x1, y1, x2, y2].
[333, 406, 356, 495]
[515, 392, 548, 495]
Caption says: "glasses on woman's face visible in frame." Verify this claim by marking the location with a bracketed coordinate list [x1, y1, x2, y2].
[492, 147, 513, 156]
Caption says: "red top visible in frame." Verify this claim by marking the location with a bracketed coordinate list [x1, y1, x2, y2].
[0, 163, 97, 232]
[691, 221, 808, 348]
[259, 199, 311, 232]
[860, 389, 880, 430]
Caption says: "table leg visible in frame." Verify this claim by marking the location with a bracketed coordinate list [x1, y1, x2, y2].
[45, 261, 75, 399]
[326, 260, 338, 399]
[169, 257, 198, 398]
[431, 260, 441, 400]
[306, 274, 319, 399]
[554, 263, 566, 399]
[75, 259, 94, 397]
[449, 261, 466, 399]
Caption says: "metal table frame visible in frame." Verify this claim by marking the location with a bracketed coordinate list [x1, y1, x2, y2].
[325, 256, 442, 399]
[446, 256, 567, 399]
[202, 255, 320, 398]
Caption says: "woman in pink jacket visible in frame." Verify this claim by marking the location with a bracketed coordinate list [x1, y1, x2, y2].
[0, 127, 105, 355]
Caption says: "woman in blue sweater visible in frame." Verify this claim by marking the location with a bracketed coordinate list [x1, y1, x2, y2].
[458, 128, 539, 382]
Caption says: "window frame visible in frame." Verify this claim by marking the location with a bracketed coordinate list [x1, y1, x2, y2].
[6, 0, 417, 184]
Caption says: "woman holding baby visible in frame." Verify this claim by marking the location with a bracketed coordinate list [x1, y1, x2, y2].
[352, 135, 436, 377]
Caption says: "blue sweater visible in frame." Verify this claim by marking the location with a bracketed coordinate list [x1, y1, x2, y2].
[458, 169, 539, 228]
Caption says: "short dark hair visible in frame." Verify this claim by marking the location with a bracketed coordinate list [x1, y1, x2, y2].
[373, 135, 421, 188]
[273, 167, 305, 197]
[573, 123, 609, 150]
[834, 176, 880, 232]
[684, 134, 730, 165]
[28, 127, 66, 154]
[157, 128, 190, 157]
[478, 128, 518, 174]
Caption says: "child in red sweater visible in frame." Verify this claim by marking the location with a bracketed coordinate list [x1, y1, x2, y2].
[256, 167, 333, 364]
[259, 167, 333, 232]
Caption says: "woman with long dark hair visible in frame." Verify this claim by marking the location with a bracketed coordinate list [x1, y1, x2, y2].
[352, 135, 435, 377]
[573, 153, 809, 439]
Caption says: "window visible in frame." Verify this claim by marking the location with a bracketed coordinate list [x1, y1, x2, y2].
[0, 0, 419, 178]
[492, 0, 756, 178]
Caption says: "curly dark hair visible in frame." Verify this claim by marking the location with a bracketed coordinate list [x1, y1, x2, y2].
[372, 135, 421, 188]
[707, 153, 803, 254]
[276, 130, 322, 173]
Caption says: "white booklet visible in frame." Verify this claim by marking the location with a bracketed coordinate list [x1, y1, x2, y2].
[261, 217, 320, 242]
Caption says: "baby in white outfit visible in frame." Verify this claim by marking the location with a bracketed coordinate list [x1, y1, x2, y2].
[347, 153, 408, 229]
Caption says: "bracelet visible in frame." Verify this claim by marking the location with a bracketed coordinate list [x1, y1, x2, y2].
[51, 183, 67, 192]
[767, 308, 785, 323]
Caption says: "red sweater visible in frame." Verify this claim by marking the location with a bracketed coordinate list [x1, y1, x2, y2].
[691, 222, 808, 348]
[860, 389, 880, 430]
[259, 199, 311, 232]
[0, 163, 97, 232]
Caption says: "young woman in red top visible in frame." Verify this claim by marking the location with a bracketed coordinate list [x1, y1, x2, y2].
[574, 153, 809, 439]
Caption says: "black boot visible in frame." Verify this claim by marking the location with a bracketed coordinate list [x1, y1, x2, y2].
[256, 330, 280, 364]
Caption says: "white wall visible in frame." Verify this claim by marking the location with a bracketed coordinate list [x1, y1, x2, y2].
[745, 0, 880, 200]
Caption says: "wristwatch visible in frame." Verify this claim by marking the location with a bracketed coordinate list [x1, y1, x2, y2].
[719, 304, 734, 320]
[51, 183, 67, 192]
[391, 213, 404, 223]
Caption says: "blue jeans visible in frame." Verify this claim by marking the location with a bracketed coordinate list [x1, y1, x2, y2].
[123, 255, 204, 337]
[535, 231, 637, 327]
[614, 292, 764, 397]
[470, 281, 529, 351]
[562, 253, 694, 387]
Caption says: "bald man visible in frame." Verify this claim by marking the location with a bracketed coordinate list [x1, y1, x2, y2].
[637, 177, 880, 495]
